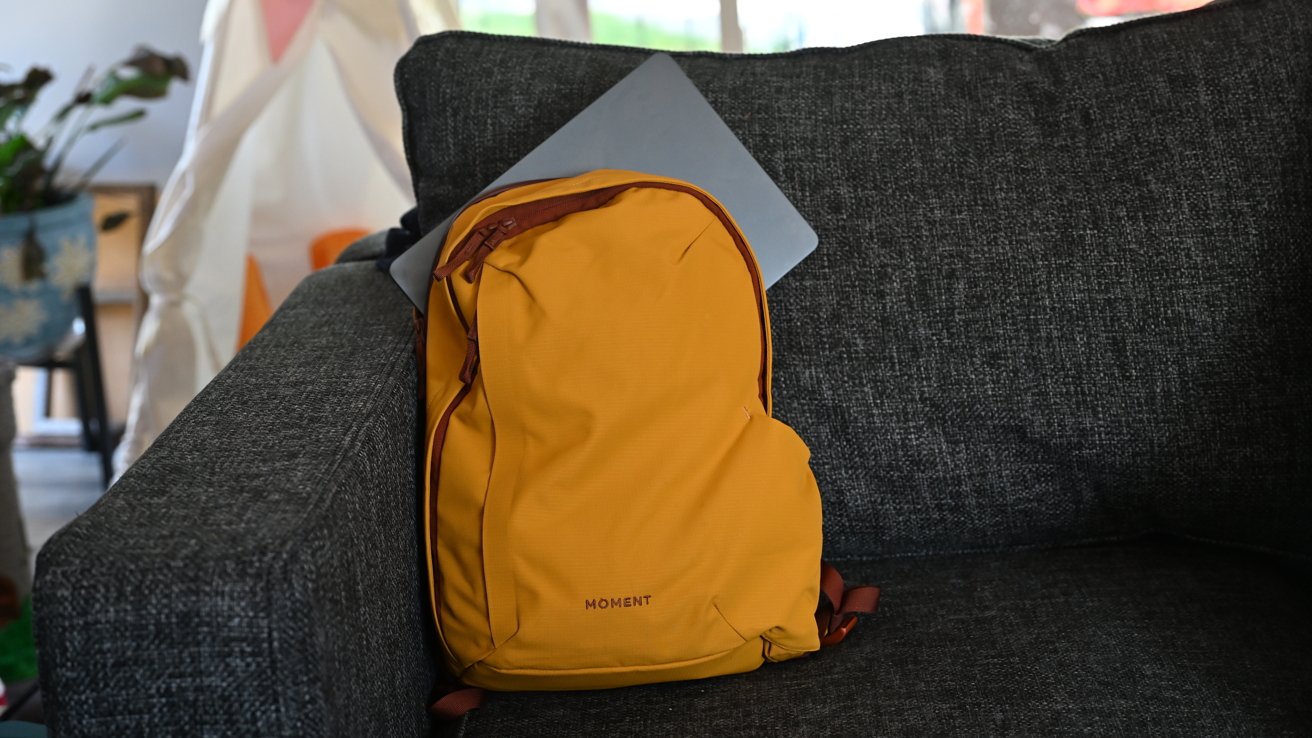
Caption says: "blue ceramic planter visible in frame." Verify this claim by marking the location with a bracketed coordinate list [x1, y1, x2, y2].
[0, 195, 97, 362]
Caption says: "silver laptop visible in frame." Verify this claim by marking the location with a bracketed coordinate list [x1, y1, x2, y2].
[390, 53, 817, 312]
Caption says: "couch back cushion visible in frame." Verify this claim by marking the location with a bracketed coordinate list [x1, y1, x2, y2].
[396, 0, 1312, 560]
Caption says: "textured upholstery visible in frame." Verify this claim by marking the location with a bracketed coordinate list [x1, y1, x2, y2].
[334, 230, 388, 263]
[447, 541, 1312, 737]
[396, 0, 1312, 560]
[33, 263, 438, 737]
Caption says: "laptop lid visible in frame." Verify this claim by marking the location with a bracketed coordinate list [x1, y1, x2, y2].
[390, 52, 817, 312]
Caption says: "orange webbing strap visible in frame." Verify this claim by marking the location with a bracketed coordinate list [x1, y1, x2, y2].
[430, 686, 485, 720]
[816, 561, 881, 647]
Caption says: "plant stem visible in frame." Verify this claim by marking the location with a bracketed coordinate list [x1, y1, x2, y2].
[35, 65, 95, 143]
[70, 138, 124, 192]
[42, 82, 101, 196]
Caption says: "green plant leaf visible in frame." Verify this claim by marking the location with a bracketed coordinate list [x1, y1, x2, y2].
[0, 67, 53, 105]
[0, 103, 21, 131]
[1, 147, 48, 213]
[85, 108, 146, 132]
[0, 132, 33, 169]
[23, 67, 53, 91]
[0, 136, 50, 214]
[92, 48, 189, 105]
[92, 71, 174, 104]
[3, 72, 41, 126]
[1, 68, 53, 132]
[2, 47, 187, 211]
[123, 46, 190, 83]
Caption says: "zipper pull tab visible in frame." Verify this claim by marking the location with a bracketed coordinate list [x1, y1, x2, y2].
[458, 316, 480, 384]
[462, 218, 517, 283]
[435, 226, 492, 281]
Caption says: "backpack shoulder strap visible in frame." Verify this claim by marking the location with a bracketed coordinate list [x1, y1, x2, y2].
[816, 561, 881, 647]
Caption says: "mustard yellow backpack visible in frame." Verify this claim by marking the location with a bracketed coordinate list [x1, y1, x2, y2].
[419, 170, 878, 715]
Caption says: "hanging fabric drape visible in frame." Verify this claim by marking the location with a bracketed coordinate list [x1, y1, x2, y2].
[116, 0, 452, 475]
[535, 0, 592, 42]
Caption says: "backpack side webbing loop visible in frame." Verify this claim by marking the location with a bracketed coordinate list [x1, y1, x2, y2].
[816, 562, 880, 647]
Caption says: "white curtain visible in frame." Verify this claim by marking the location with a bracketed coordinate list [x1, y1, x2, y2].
[115, 0, 450, 475]
[535, 0, 591, 41]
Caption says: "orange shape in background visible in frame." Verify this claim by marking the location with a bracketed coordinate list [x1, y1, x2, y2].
[237, 255, 273, 351]
[238, 228, 368, 350]
[309, 228, 370, 271]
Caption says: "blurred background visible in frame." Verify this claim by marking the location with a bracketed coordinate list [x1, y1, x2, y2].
[446, 0, 1210, 50]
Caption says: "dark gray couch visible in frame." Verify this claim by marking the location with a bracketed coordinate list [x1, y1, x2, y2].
[31, 0, 1312, 735]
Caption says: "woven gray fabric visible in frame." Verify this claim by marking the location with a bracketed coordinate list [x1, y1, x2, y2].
[396, 0, 1312, 560]
[32, 263, 437, 737]
[335, 230, 388, 263]
[449, 541, 1312, 737]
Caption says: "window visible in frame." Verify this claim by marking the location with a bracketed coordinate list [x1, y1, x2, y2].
[431, 0, 1214, 50]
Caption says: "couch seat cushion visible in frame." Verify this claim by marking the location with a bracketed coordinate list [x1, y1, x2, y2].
[445, 541, 1312, 736]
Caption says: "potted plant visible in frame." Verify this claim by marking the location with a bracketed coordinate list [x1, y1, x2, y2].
[0, 46, 188, 361]
[0, 45, 188, 693]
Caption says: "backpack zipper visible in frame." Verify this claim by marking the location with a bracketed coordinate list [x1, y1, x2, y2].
[439, 178, 561, 333]
[434, 180, 769, 404]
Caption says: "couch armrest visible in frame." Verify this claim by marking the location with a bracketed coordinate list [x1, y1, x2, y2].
[32, 262, 437, 737]
[335, 230, 388, 264]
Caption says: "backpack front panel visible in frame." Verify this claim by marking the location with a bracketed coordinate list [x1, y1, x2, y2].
[424, 171, 822, 691]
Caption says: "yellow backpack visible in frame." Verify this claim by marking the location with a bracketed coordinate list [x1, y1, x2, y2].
[420, 170, 877, 710]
